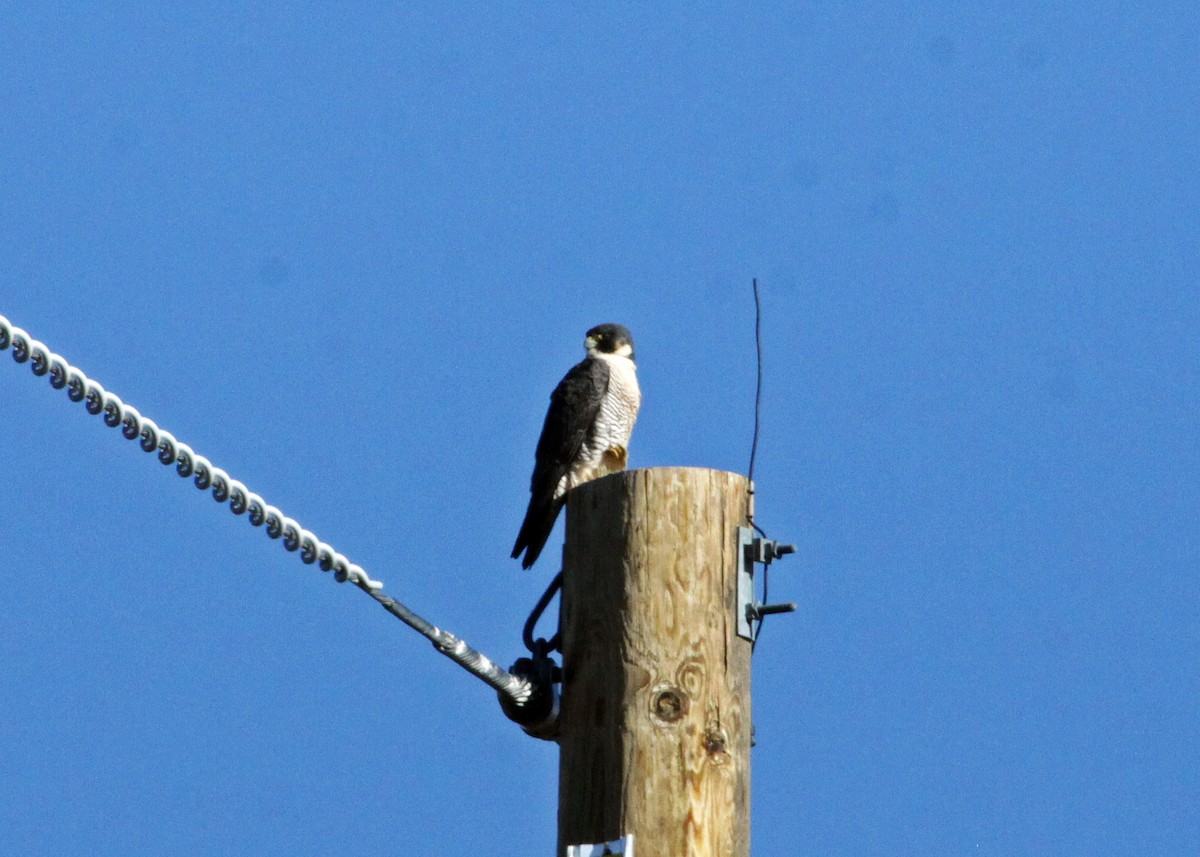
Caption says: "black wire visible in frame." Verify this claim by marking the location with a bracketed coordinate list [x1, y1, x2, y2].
[523, 571, 564, 654]
[748, 278, 770, 650]
[749, 277, 763, 486]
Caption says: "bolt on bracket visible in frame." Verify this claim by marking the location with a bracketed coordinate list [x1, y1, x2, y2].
[737, 526, 797, 642]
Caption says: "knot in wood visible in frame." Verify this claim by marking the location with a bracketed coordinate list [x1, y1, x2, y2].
[704, 725, 730, 758]
[652, 687, 688, 723]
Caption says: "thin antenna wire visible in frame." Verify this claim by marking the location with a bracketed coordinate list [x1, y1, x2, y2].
[749, 277, 763, 486]
[748, 278, 767, 539]
[748, 279, 769, 649]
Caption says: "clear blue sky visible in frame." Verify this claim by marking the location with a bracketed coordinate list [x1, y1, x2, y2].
[2, 4, 1197, 855]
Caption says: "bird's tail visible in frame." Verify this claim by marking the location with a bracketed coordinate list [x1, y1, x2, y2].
[511, 495, 564, 570]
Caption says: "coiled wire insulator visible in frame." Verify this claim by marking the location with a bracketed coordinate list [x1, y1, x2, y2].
[0, 313, 536, 706]
[0, 313, 381, 590]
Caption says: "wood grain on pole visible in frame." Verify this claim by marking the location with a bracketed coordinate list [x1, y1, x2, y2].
[558, 467, 752, 857]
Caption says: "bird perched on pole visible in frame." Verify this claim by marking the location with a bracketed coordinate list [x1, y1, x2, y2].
[512, 323, 641, 569]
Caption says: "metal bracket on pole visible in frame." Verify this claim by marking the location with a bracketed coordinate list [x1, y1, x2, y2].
[736, 526, 797, 642]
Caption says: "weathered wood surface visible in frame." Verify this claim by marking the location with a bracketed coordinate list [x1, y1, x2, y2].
[558, 467, 752, 857]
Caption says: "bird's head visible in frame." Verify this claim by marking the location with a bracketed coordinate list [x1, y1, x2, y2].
[585, 323, 635, 360]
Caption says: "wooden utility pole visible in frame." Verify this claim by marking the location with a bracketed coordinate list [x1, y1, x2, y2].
[558, 467, 752, 857]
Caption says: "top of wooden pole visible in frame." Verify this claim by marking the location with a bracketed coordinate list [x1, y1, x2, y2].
[558, 466, 752, 857]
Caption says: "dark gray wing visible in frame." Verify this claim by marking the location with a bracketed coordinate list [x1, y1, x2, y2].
[511, 357, 610, 569]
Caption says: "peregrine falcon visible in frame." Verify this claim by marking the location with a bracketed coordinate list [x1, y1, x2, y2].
[511, 323, 641, 569]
